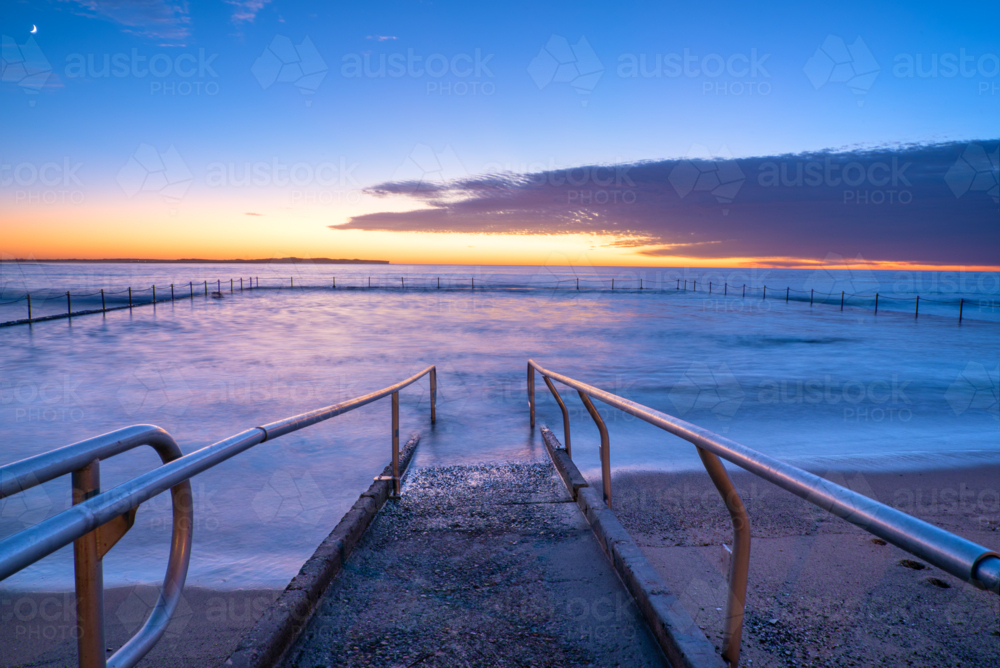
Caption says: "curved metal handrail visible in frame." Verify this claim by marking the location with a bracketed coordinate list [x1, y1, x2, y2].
[0, 365, 436, 668]
[527, 359, 1000, 667]
[0, 425, 192, 668]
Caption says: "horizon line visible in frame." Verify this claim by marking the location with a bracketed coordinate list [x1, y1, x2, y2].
[2, 258, 999, 272]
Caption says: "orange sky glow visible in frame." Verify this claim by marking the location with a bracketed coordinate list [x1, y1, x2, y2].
[3, 204, 998, 272]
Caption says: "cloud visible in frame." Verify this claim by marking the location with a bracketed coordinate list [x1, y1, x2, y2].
[245, 212, 263, 216]
[366, 35, 397, 41]
[224, 0, 272, 23]
[331, 141, 1000, 266]
[64, 1, 192, 43]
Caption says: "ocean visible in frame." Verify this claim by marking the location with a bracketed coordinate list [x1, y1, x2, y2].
[1, 263, 998, 590]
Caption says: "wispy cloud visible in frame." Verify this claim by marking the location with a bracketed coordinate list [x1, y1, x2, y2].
[64, 0, 192, 43]
[332, 141, 1000, 266]
[366, 35, 397, 41]
[225, 0, 272, 23]
[245, 212, 263, 216]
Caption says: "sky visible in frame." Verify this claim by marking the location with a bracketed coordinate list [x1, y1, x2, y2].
[0, 0, 997, 267]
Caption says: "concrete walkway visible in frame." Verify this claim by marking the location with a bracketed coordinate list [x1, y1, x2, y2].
[280, 460, 668, 667]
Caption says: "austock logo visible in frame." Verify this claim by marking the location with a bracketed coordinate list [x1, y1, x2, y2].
[1, 158, 85, 205]
[117, 144, 193, 202]
[340, 45, 495, 96]
[64, 48, 220, 96]
[0, 35, 53, 105]
[115, 586, 193, 638]
[252, 35, 328, 97]
[528, 35, 604, 103]
[757, 155, 913, 205]
[0, 472, 54, 528]
[617, 47, 772, 97]
[668, 145, 745, 213]
[803, 35, 880, 105]
[944, 362, 999, 419]
[944, 143, 999, 203]
[803, 253, 881, 296]
[391, 143, 467, 193]
[116, 363, 192, 417]
[251, 467, 329, 525]
[668, 362, 745, 428]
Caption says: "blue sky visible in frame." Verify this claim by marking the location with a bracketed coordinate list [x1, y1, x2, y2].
[1, 0, 997, 265]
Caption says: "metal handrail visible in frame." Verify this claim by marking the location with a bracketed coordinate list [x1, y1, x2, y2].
[0, 365, 436, 668]
[527, 359, 1000, 668]
[0, 425, 192, 668]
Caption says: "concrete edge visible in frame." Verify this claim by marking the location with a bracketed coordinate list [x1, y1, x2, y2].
[222, 432, 421, 668]
[540, 426, 726, 668]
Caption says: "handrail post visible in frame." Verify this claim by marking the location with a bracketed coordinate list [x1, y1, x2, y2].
[152, 285, 156, 306]
[696, 447, 749, 668]
[68, 291, 72, 316]
[100, 289, 105, 312]
[429, 367, 437, 423]
[27, 293, 32, 320]
[577, 391, 611, 508]
[391, 391, 400, 497]
[128, 287, 132, 309]
[73, 459, 107, 668]
[542, 376, 572, 457]
[527, 363, 535, 428]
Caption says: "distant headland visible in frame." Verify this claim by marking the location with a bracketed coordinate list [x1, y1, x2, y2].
[1, 257, 390, 265]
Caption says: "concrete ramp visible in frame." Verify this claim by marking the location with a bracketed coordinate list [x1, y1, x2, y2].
[280, 461, 668, 667]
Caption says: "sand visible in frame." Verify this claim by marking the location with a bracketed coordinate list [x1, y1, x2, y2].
[610, 464, 1000, 667]
[0, 586, 280, 668]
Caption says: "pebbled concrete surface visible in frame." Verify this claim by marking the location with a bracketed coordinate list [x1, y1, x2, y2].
[281, 461, 669, 668]
[612, 467, 1000, 668]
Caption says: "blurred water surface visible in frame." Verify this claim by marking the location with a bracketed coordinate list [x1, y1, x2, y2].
[1, 263, 997, 590]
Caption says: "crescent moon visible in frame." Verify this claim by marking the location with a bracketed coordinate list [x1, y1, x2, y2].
[30, 25, 37, 33]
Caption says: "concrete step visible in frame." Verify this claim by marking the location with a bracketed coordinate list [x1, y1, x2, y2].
[280, 461, 669, 667]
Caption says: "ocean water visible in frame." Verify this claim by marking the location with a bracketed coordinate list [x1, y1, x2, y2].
[1, 263, 998, 590]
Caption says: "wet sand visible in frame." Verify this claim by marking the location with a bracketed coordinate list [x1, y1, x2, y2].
[0, 586, 280, 668]
[610, 465, 1000, 667]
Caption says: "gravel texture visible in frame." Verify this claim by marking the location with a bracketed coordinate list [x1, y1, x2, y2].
[611, 467, 1000, 668]
[281, 461, 669, 668]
